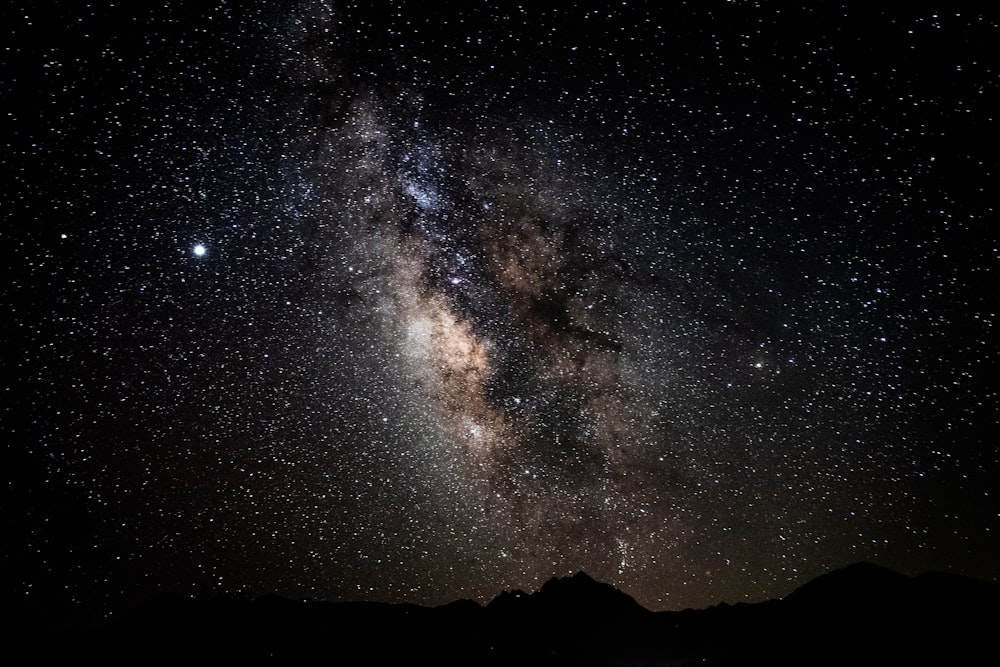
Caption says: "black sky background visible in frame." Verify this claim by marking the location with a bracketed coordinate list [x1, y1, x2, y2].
[3, 1, 998, 624]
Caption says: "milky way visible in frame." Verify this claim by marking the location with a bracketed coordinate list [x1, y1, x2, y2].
[5, 1, 998, 618]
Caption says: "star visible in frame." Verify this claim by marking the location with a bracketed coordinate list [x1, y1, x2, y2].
[192, 244, 206, 257]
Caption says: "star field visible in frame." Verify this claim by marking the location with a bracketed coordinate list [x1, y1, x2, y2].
[4, 1, 998, 621]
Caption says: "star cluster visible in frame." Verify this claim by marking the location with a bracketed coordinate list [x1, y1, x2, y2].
[4, 1, 998, 620]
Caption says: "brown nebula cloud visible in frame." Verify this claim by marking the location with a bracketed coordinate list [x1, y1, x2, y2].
[477, 193, 639, 458]
[392, 252, 516, 472]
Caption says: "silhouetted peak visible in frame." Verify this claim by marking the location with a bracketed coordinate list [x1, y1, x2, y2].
[485, 588, 529, 611]
[434, 598, 483, 613]
[489, 571, 648, 617]
[784, 562, 910, 607]
[537, 571, 616, 599]
[539, 570, 599, 591]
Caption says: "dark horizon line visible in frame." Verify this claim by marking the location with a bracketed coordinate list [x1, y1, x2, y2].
[112, 559, 998, 617]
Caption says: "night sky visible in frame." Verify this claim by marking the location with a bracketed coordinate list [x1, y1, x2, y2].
[5, 1, 998, 622]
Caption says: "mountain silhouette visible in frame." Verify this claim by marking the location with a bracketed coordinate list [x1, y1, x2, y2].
[15, 563, 999, 665]
[783, 561, 911, 607]
[488, 571, 646, 618]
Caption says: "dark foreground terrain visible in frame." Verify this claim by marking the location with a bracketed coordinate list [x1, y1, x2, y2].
[14, 563, 998, 665]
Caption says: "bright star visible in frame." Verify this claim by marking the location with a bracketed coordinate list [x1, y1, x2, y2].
[193, 244, 206, 257]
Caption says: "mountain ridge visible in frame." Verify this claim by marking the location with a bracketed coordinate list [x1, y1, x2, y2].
[16, 563, 999, 665]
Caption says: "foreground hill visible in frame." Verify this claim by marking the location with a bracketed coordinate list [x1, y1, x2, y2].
[21, 564, 999, 665]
